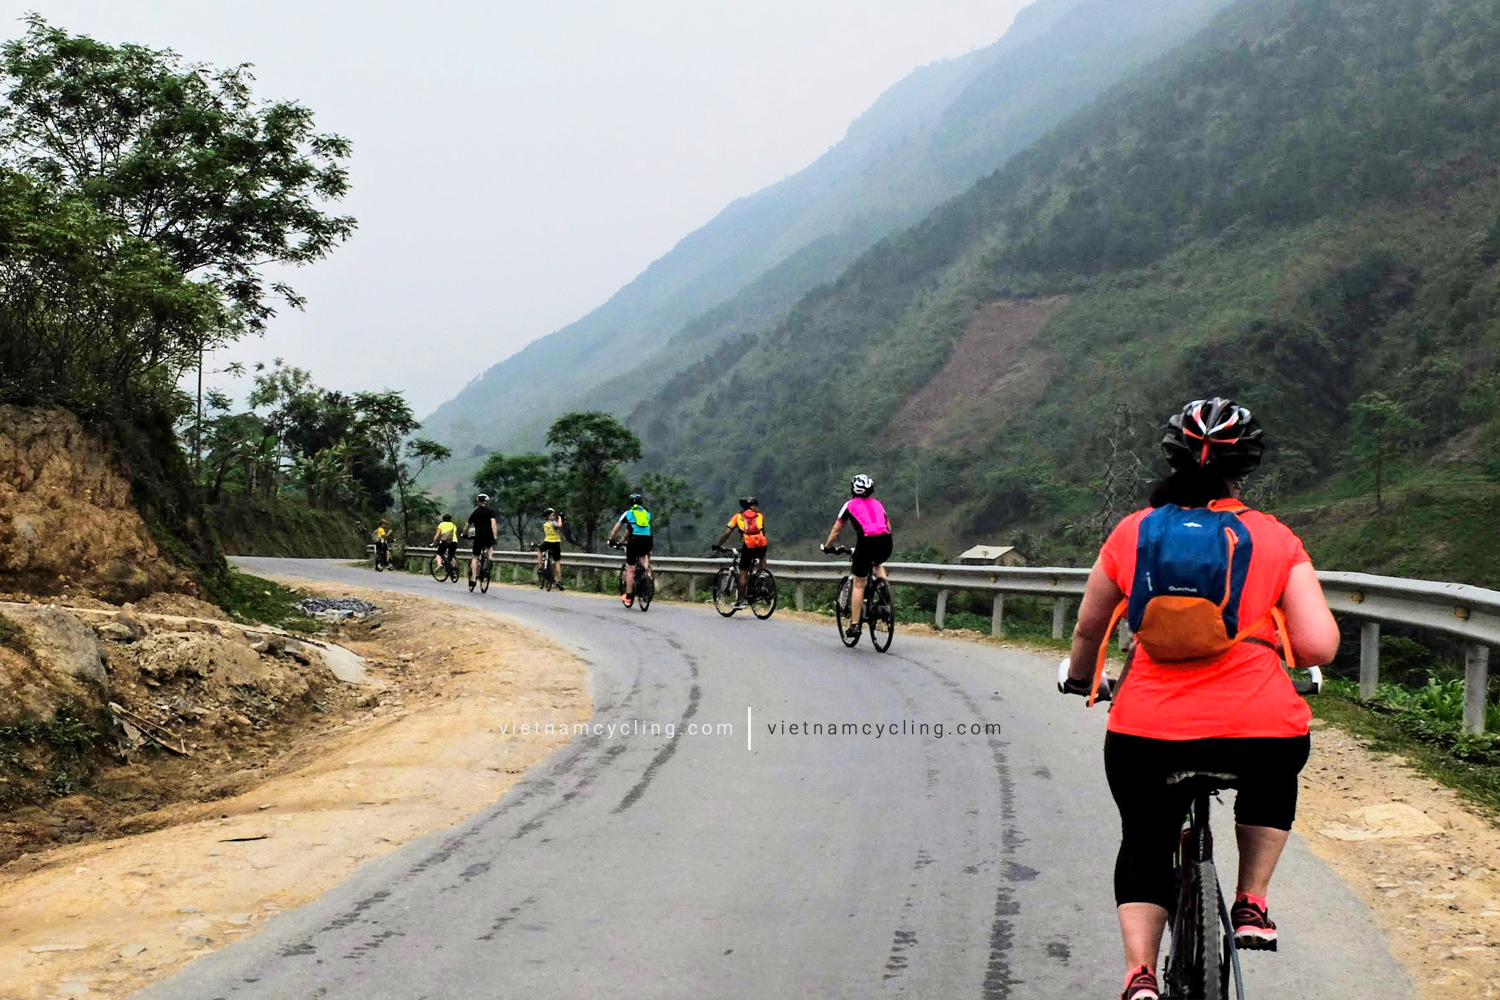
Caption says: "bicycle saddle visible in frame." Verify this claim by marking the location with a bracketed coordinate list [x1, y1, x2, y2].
[1165, 770, 1240, 791]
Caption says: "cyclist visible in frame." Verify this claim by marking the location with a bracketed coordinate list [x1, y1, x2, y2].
[373, 519, 390, 568]
[536, 507, 565, 590]
[714, 496, 769, 610]
[431, 513, 460, 574]
[820, 474, 893, 639]
[1058, 398, 1339, 1000]
[606, 493, 652, 607]
[466, 493, 499, 592]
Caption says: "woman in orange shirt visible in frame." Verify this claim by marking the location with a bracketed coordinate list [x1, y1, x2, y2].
[1060, 398, 1340, 1000]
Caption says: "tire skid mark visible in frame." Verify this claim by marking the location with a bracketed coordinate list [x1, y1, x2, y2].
[612, 683, 700, 813]
[891, 652, 1024, 999]
[479, 895, 539, 942]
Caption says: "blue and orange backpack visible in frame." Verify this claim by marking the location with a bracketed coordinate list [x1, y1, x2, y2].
[1089, 499, 1293, 704]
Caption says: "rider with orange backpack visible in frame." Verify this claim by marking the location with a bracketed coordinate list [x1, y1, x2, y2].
[714, 496, 769, 610]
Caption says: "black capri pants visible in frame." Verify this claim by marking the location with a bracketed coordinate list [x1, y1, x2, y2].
[1104, 731, 1310, 909]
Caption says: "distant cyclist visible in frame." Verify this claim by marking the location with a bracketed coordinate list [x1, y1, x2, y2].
[373, 519, 391, 568]
[536, 507, 565, 590]
[1058, 397, 1339, 1000]
[714, 496, 769, 610]
[606, 493, 652, 607]
[820, 474, 892, 639]
[466, 494, 499, 592]
[431, 513, 460, 573]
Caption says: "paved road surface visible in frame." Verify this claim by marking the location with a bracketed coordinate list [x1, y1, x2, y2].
[135, 557, 1413, 999]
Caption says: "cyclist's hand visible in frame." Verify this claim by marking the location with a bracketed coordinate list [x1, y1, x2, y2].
[1057, 657, 1111, 701]
[819, 543, 830, 553]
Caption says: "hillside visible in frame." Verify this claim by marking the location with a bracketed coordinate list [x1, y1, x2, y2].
[421, 0, 1235, 484]
[630, 0, 1500, 584]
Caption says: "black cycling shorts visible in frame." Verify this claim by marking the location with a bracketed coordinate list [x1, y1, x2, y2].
[472, 537, 494, 557]
[540, 541, 562, 561]
[851, 533, 893, 577]
[1104, 731, 1310, 908]
[625, 535, 654, 565]
[739, 545, 768, 571]
[437, 541, 457, 559]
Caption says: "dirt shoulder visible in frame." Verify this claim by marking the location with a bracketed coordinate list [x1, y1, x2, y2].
[0, 580, 588, 1000]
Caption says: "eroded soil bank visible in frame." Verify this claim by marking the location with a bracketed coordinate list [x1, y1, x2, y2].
[0, 581, 588, 1000]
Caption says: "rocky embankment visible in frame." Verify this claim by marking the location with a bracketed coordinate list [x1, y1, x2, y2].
[0, 406, 197, 602]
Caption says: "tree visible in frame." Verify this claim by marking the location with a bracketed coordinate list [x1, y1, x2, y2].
[0, 16, 355, 334]
[356, 390, 450, 549]
[637, 472, 703, 554]
[1351, 391, 1420, 510]
[474, 452, 554, 548]
[546, 412, 642, 551]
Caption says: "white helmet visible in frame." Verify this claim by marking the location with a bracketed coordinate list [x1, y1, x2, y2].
[850, 474, 874, 497]
[476, 493, 489, 504]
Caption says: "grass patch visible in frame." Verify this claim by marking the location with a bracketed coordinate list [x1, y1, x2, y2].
[1311, 691, 1500, 818]
[0, 613, 31, 656]
[214, 569, 320, 632]
[0, 704, 108, 806]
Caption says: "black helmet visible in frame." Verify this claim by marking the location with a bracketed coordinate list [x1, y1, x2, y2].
[629, 493, 644, 505]
[739, 496, 758, 508]
[850, 474, 874, 497]
[444, 513, 453, 521]
[1162, 397, 1264, 475]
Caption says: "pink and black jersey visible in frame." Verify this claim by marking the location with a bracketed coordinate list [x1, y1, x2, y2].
[837, 497, 890, 540]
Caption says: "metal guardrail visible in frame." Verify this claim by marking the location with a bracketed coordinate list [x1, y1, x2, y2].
[371, 546, 1496, 733]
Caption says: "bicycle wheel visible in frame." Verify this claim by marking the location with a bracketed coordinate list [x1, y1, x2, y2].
[374, 550, 386, 572]
[835, 576, 859, 647]
[713, 568, 738, 617]
[867, 577, 894, 651]
[544, 555, 555, 591]
[749, 569, 777, 620]
[1166, 858, 1222, 1000]
[430, 555, 447, 581]
[637, 573, 653, 612]
[449, 560, 459, 582]
[479, 557, 491, 594]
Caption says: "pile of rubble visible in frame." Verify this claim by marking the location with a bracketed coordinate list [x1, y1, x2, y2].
[295, 597, 381, 622]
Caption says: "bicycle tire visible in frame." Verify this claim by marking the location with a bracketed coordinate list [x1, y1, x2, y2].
[1166, 857, 1221, 1000]
[713, 568, 738, 617]
[479, 557, 491, 594]
[637, 573, 653, 612]
[430, 555, 448, 581]
[835, 576, 859, 647]
[374, 552, 386, 572]
[867, 577, 894, 651]
[749, 569, 777, 620]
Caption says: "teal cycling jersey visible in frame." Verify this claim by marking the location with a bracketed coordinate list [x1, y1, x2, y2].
[618, 505, 652, 536]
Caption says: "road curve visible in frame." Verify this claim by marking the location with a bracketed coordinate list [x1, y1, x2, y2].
[133, 557, 1412, 999]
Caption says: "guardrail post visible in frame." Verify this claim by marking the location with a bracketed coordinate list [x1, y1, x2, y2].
[688, 575, 697, 601]
[795, 582, 806, 611]
[1358, 622, 1380, 701]
[991, 593, 1004, 637]
[934, 590, 949, 630]
[1464, 644, 1490, 734]
[1052, 598, 1070, 640]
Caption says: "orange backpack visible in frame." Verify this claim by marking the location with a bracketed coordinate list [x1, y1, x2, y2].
[739, 510, 767, 547]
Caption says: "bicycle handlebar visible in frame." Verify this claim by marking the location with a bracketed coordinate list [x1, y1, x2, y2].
[824, 545, 853, 556]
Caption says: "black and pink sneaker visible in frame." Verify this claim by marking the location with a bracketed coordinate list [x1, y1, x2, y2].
[1231, 897, 1278, 951]
[1121, 965, 1159, 1000]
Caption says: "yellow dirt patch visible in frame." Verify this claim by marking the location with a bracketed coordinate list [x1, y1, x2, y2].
[0, 580, 589, 999]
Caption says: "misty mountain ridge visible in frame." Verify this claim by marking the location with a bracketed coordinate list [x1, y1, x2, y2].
[421, 0, 1234, 469]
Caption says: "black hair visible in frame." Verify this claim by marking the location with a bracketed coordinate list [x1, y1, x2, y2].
[1147, 463, 1238, 508]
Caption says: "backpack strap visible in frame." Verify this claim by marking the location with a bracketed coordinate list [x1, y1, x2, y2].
[1089, 599, 1129, 707]
[1238, 607, 1297, 667]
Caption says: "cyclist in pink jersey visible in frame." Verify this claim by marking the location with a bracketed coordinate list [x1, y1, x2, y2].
[821, 474, 894, 639]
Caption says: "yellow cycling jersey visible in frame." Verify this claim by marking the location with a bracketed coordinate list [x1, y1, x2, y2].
[375, 526, 388, 541]
[435, 520, 459, 542]
[542, 518, 563, 544]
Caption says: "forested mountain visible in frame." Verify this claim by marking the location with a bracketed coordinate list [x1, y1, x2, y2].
[632, 0, 1500, 584]
[422, 0, 1234, 467]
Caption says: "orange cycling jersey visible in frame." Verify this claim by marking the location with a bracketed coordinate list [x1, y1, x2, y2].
[1100, 505, 1312, 741]
[728, 510, 768, 548]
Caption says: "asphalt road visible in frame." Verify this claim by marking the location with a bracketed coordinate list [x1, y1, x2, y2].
[133, 557, 1414, 999]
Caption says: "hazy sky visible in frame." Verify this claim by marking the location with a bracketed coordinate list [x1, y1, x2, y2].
[17, 1, 1029, 415]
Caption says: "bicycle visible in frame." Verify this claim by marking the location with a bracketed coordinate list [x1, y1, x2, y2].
[536, 544, 556, 592]
[609, 539, 653, 611]
[1060, 657, 1322, 999]
[710, 546, 778, 620]
[467, 545, 493, 594]
[430, 546, 459, 582]
[825, 545, 894, 651]
[373, 540, 391, 572]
